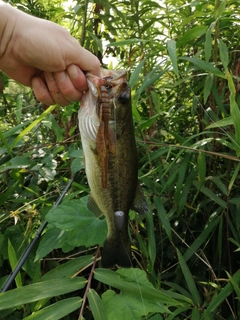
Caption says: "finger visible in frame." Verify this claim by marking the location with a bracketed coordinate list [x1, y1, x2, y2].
[68, 44, 101, 76]
[67, 65, 88, 91]
[54, 68, 85, 102]
[32, 77, 55, 106]
[45, 72, 70, 106]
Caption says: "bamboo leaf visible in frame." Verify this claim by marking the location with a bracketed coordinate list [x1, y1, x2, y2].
[108, 39, 151, 46]
[177, 25, 207, 48]
[41, 255, 94, 281]
[226, 271, 240, 300]
[193, 181, 226, 208]
[214, 0, 226, 19]
[154, 197, 172, 241]
[228, 162, 240, 192]
[204, 270, 240, 316]
[204, 73, 213, 104]
[206, 116, 233, 129]
[205, 25, 214, 62]
[218, 39, 229, 69]
[226, 69, 240, 156]
[177, 249, 202, 306]
[183, 216, 220, 262]
[87, 289, 107, 320]
[167, 39, 179, 77]
[129, 58, 146, 89]
[145, 211, 156, 266]
[16, 94, 23, 124]
[23, 297, 82, 320]
[8, 239, 22, 288]
[11, 104, 56, 149]
[180, 57, 225, 78]
[0, 278, 86, 310]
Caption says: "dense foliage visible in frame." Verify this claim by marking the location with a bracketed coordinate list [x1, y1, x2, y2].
[0, 0, 240, 319]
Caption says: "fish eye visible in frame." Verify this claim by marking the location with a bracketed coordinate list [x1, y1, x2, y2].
[118, 92, 129, 104]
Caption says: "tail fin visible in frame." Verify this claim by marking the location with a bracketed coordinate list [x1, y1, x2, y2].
[101, 236, 131, 268]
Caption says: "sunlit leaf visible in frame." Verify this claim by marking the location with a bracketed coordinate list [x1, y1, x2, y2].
[167, 39, 179, 77]
[180, 57, 225, 78]
[177, 25, 207, 47]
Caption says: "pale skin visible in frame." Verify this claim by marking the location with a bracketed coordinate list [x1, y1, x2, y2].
[0, 1, 100, 106]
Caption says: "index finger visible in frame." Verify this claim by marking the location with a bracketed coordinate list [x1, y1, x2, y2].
[68, 44, 101, 77]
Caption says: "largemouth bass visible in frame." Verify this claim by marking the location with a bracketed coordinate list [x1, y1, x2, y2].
[78, 68, 148, 267]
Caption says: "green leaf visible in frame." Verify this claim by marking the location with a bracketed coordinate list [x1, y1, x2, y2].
[176, 249, 202, 306]
[46, 198, 107, 247]
[136, 67, 167, 100]
[167, 40, 179, 77]
[102, 289, 169, 320]
[87, 289, 107, 320]
[94, 268, 184, 306]
[193, 181, 226, 208]
[145, 211, 156, 266]
[177, 26, 207, 48]
[204, 270, 240, 316]
[226, 69, 240, 156]
[214, 0, 226, 19]
[35, 227, 67, 261]
[197, 152, 206, 184]
[180, 57, 225, 78]
[183, 216, 220, 262]
[228, 162, 240, 192]
[0, 278, 86, 310]
[71, 157, 85, 173]
[154, 197, 172, 241]
[205, 25, 214, 62]
[206, 116, 233, 129]
[16, 94, 23, 124]
[108, 38, 151, 46]
[8, 239, 22, 288]
[23, 297, 82, 320]
[129, 58, 146, 89]
[49, 114, 64, 142]
[226, 271, 240, 300]
[218, 39, 229, 69]
[41, 255, 94, 281]
[0, 155, 32, 173]
[11, 104, 56, 149]
[203, 73, 213, 104]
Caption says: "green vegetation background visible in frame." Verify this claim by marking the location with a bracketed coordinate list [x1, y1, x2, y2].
[0, 0, 240, 319]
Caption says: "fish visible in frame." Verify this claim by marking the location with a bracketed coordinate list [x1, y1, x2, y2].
[78, 68, 148, 267]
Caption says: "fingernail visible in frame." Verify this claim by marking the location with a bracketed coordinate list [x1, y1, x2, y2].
[32, 77, 41, 89]
[55, 71, 67, 82]
[68, 65, 79, 79]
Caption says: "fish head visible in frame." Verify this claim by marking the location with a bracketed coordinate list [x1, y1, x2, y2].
[109, 80, 132, 123]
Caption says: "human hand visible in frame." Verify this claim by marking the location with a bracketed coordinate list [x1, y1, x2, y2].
[0, 2, 100, 106]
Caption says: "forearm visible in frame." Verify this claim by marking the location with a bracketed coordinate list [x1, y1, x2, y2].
[0, 1, 18, 60]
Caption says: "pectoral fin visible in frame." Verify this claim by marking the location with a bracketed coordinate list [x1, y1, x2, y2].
[131, 182, 148, 215]
[87, 194, 103, 217]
